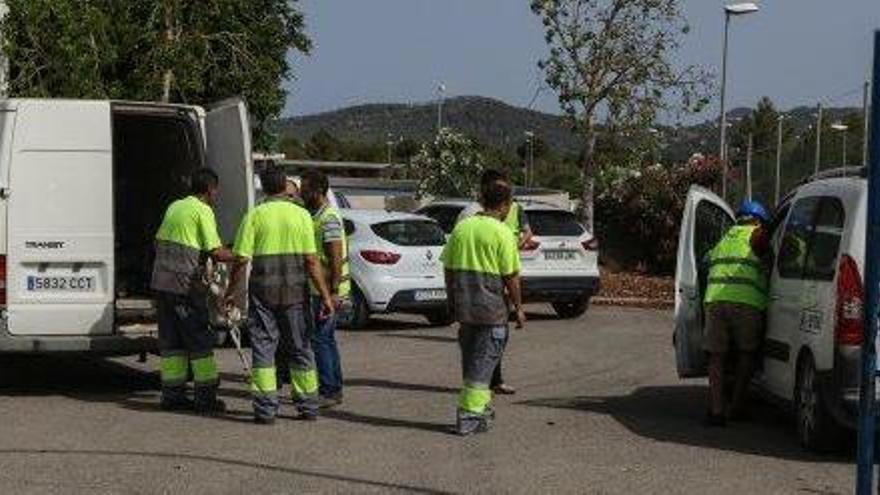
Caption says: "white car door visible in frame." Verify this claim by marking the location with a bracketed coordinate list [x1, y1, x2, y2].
[204, 98, 255, 245]
[674, 186, 734, 377]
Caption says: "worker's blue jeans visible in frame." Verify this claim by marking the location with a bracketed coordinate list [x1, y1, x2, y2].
[311, 296, 343, 397]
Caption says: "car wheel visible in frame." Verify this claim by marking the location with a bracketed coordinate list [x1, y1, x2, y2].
[425, 310, 453, 327]
[340, 287, 370, 330]
[795, 353, 844, 452]
[552, 297, 590, 319]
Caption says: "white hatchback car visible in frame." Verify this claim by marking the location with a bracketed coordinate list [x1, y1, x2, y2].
[339, 209, 449, 329]
[675, 168, 872, 451]
[417, 199, 600, 318]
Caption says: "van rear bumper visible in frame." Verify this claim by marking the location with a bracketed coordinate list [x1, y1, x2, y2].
[0, 323, 158, 356]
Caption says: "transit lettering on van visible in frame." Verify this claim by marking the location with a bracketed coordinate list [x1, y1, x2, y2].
[25, 241, 65, 249]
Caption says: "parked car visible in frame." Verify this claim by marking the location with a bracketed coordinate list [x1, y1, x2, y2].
[674, 168, 871, 451]
[339, 209, 449, 329]
[417, 199, 600, 319]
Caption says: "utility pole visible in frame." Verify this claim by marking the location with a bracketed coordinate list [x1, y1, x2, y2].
[386, 133, 394, 166]
[775, 116, 784, 205]
[524, 131, 535, 188]
[436, 83, 446, 132]
[863, 80, 871, 167]
[0, 0, 8, 97]
[815, 103, 823, 176]
[746, 133, 753, 201]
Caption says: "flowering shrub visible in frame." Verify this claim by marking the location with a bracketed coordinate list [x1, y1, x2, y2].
[595, 154, 721, 274]
[412, 128, 485, 199]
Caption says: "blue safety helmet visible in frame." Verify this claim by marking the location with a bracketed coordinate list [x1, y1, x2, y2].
[736, 200, 770, 223]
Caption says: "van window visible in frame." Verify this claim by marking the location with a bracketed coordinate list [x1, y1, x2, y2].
[803, 197, 845, 281]
[694, 200, 733, 266]
[778, 197, 820, 279]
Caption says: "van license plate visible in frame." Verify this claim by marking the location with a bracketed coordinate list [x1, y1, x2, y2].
[544, 250, 577, 261]
[415, 289, 446, 301]
[27, 275, 96, 292]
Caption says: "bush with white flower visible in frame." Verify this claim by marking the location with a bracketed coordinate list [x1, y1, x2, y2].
[412, 128, 485, 199]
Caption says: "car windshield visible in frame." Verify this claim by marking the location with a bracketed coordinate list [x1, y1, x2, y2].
[372, 220, 446, 246]
[529, 210, 585, 237]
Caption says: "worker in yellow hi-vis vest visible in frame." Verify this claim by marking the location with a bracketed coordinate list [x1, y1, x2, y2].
[442, 169, 525, 436]
[229, 165, 335, 425]
[151, 168, 236, 414]
[301, 170, 351, 409]
[702, 200, 771, 427]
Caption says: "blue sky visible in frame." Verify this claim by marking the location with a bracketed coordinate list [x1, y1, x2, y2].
[284, 1, 880, 119]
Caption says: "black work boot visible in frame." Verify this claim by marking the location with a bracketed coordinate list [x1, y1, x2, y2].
[194, 385, 226, 415]
[160, 386, 194, 411]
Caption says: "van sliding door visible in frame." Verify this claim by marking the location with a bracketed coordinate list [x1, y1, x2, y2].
[7, 101, 114, 336]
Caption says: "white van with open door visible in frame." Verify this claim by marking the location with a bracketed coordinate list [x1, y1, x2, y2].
[0, 97, 253, 355]
[675, 172, 872, 452]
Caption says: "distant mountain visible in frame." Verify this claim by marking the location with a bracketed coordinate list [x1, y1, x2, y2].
[279, 96, 862, 163]
[280, 96, 583, 154]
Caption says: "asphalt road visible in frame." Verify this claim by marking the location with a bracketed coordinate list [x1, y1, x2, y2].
[0, 306, 857, 494]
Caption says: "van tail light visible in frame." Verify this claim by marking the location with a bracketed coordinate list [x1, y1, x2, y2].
[360, 250, 401, 265]
[835, 254, 864, 346]
[0, 255, 7, 306]
[520, 239, 541, 252]
[582, 237, 599, 252]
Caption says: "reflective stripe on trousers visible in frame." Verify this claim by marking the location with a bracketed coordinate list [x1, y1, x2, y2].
[248, 294, 318, 419]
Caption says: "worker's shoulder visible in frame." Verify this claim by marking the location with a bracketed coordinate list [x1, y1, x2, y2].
[454, 215, 508, 238]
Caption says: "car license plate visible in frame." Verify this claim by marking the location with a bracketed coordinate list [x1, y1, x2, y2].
[415, 289, 446, 301]
[27, 275, 96, 292]
[544, 250, 577, 261]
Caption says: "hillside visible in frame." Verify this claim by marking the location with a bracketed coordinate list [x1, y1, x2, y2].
[280, 96, 583, 154]
[280, 96, 862, 164]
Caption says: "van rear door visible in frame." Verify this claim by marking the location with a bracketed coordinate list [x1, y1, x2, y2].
[7, 100, 114, 336]
[204, 98, 254, 244]
[674, 186, 734, 377]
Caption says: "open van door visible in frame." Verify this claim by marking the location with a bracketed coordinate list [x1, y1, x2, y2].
[674, 186, 734, 377]
[7, 100, 115, 336]
[204, 98, 254, 244]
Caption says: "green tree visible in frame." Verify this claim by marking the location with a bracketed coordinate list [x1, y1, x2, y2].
[1, 0, 311, 150]
[530, 0, 710, 231]
[412, 128, 485, 198]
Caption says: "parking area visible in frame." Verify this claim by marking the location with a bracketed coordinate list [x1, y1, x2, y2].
[0, 306, 856, 494]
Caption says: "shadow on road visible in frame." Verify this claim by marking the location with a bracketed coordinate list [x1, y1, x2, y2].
[0, 448, 451, 494]
[378, 333, 458, 343]
[519, 385, 853, 462]
[0, 355, 157, 400]
[339, 316, 429, 333]
[317, 409, 451, 434]
[345, 378, 457, 394]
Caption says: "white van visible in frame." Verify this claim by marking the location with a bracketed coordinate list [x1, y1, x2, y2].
[0, 98, 254, 355]
[675, 169, 871, 451]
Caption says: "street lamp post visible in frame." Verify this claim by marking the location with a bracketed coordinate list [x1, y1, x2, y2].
[815, 103, 823, 176]
[775, 115, 785, 205]
[436, 83, 446, 132]
[832, 122, 849, 174]
[524, 131, 535, 187]
[719, 3, 759, 201]
[386, 133, 394, 166]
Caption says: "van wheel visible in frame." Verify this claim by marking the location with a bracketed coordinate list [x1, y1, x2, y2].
[552, 297, 590, 319]
[795, 354, 844, 452]
[340, 287, 370, 330]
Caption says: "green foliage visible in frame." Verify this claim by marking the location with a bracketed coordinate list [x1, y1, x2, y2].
[1, 0, 311, 150]
[530, 0, 711, 231]
[412, 129, 485, 199]
[596, 154, 722, 273]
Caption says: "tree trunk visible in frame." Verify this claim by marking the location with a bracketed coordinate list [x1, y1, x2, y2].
[580, 119, 597, 233]
[161, 1, 175, 103]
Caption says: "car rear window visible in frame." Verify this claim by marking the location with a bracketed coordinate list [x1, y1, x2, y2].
[528, 210, 585, 237]
[418, 206, 464, 234]
[371, 220, 446, 246]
